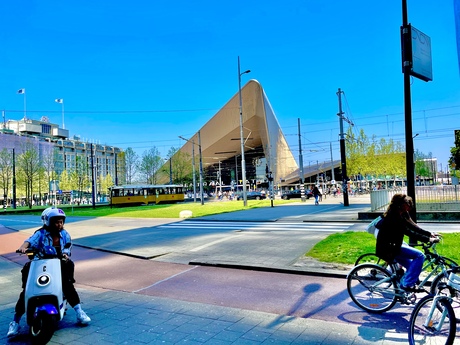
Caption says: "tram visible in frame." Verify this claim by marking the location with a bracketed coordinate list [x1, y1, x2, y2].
[109, 184, 185, 206]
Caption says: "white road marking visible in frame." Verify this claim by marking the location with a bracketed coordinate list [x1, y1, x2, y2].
[189, 234, 244, 252]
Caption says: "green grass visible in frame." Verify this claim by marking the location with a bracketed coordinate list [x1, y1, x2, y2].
[18, 199, 294, 218]
[306, 232, 460, 265]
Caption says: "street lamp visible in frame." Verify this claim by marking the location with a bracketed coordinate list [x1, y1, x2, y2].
[179, 133, 204, 205]
[179, 135, 197, 203]
[238, 56, 251, 206]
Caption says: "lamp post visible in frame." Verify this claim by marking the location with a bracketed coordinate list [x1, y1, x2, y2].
[179, 133, 203, 205]
[238, 56, 251, 206]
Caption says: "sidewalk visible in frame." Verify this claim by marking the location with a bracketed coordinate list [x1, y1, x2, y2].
[0, 198, 412, 345]
[0, 255, 405, 345]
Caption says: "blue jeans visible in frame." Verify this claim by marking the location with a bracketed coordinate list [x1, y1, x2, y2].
[314, 195, 319, 204]
[394, 243, 425, 287]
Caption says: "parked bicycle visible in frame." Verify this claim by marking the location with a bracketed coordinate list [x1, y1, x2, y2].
[347, 242, 457, 313]
[408, 266, 460, 345]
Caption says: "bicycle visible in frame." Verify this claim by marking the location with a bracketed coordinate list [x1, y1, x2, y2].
[408, 266, 460, 345]
[353, 241, 458, 296]
[347, 241, 457, 313]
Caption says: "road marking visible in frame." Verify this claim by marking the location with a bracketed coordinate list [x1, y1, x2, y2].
[189, 234, 244, 252]
[158, 221, 352, 232]
[132, 266, 199, 292]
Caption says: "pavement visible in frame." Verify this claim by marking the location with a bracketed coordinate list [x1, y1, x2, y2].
[0, 195, 448, 345]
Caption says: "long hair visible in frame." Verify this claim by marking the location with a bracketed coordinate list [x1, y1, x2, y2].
[383, 193, 413, 216]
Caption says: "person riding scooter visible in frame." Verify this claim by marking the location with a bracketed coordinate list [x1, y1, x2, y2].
[7, 208, 91, 338]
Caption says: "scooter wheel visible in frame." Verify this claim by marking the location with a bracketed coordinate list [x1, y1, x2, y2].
[30, 312, 56, 344]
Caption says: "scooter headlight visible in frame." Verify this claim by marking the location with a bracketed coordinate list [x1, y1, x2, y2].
[37, 274, 51, 286]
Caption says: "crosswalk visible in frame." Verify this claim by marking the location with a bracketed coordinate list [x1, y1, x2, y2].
[158, 221, 353, 232]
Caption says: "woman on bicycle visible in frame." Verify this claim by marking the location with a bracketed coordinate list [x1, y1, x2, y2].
[376, 193, 439, 292]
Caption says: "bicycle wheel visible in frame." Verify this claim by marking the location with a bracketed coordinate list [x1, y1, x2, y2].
[347, 263, 397, 313]
[354, 253, 387, 267]
[431, 269, 460, 322]
[408, 294, 456, 345]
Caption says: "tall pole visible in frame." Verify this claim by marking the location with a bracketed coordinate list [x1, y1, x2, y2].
[330, 142, 335, 182]
[218, 160, 222, 194]
[55, 99, 65, 129]
[198, 130, 204, 205]
[192, 140, 196, 203]
[12, 149, 16, 209]
[179, 135, 198, 203]
[61, 100, 65, 129]
[298, 118, 305, 201]
[169, 157, 173, 184]
[115, 153, 118, 186]
[235, 155, 238, 192]
[17, 88, 26, 119]
[337, 88, 349, 206]
[238, 56, 250, 206]
[402, 0, 417, 224]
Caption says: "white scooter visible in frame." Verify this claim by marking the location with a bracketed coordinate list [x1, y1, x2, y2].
[18, 246, 67, 344]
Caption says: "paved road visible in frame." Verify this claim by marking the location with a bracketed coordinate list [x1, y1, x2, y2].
[1, 198, 459, 344]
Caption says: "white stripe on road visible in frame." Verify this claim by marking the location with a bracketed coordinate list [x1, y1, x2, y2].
[132, 266, 199, 292]
[189, 234, 244, 252]
[158, 221, 352, 232]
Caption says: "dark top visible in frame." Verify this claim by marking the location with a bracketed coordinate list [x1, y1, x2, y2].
[376, 210, 431, 262]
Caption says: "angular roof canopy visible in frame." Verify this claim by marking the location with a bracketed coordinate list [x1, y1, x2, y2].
[165, 80, 298, 185]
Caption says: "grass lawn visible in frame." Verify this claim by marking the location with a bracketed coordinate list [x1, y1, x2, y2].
[306, 231, 460, 266]
[13, 199, 295, 218]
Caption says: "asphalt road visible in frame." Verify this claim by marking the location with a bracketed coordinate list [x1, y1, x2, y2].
[1, 199, 459, 344]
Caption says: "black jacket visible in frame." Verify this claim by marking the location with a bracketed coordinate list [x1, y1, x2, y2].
[376, 210, 431, 262]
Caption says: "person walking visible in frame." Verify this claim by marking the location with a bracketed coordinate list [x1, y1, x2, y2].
[312, 185, 321, 205]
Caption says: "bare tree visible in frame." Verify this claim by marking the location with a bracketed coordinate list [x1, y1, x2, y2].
[41, 145, 57, 205]
[139, 147, 162, 184]
[17, 140, 41, 208]
[0, 149, 13, 204]
[124, 147, 139, 184]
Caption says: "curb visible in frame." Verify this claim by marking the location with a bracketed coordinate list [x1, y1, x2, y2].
[188, 261, 349, 280]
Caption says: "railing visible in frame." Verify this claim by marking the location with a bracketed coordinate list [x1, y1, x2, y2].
[370, 185, 460, 212]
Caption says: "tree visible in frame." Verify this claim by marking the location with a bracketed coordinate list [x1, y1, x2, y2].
[69, 155, 90, 205]
[346, 128, 407, 187]
[139, 147, 162, 184]
[415, 150, 436, 184]
[0, 149, 13, 204]
[42, 145, 57, 204]
[124, 147, 139, 184]
[164, 146, 192, 185]
[16, 140, 41, 208]
[449, 130, 460, 177]
[100, 173, 114, 196]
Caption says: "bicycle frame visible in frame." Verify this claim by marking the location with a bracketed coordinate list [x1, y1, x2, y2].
[414, 271, 459, 340]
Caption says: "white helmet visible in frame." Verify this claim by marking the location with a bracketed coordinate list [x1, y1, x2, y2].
[44, 208, 66, 227]
[41, 207, 55, 224]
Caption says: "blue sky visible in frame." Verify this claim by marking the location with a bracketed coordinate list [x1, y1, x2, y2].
[1, 1, 459, 173]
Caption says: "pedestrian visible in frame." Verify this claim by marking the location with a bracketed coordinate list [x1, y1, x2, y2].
[375, 194, 440, 291]
[312, 185, 321, 205]
[7, 208, 91, 338]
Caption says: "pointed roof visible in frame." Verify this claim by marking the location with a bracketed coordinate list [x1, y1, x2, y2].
[168, 80, 298, 183]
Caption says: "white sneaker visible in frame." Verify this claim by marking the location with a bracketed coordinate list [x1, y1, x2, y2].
[7, 321, 19, 337]
[76, 309, 91, 324]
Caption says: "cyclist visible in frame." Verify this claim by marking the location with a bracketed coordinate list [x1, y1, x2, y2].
[7, 208, 90, 338]
[376, 194, 440, 292]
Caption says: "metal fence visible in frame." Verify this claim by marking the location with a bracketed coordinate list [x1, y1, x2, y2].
[370, 185, 460, 212]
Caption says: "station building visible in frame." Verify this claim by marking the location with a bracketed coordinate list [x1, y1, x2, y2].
[159, 79, 342, 192]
